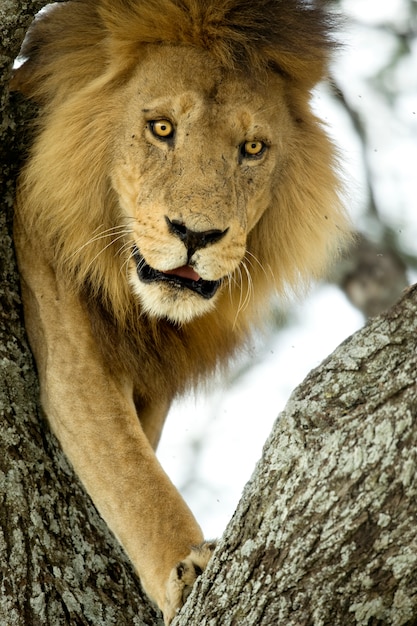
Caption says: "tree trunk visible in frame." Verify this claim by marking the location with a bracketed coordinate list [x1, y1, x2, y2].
[2, 3, 417, 626]
[176, 282, 417, 625]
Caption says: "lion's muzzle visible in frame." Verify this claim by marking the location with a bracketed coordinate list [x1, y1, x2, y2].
[133, 248, 221, 299]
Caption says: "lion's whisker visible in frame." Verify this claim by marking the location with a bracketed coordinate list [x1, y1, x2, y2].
[65, 227, 132, 264]
[117, 240, 134, 259]
[231, 258, 255, 329]
[120, 248, 137, 281]
[245, 250, 268, 278]
[118, 242, 138, 279]
[231, 265, 246, 330]
[235, 265, 244, 312]
[241, 260, 254, 311]
[226, 272, 234, 302]
[80, 232, 131, 276]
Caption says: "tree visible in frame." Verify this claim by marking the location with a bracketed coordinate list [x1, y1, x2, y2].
[178, 283, 417, 625]
[1, 2, 417, 625]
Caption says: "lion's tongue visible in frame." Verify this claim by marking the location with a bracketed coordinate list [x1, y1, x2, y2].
[163, 265, 201, 282]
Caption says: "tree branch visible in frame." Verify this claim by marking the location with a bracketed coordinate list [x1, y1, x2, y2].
[177, 284, 417, 625]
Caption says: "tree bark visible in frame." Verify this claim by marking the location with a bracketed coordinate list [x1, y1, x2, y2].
[177, 283, 417, 626]
[2, 3, 417, 626]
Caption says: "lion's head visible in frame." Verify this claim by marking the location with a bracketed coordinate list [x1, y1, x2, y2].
[111, 44, 302, 323]
[14, 0, 349, 329]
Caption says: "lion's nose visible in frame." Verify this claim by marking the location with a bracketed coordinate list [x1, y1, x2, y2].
[165, 216, 228, 257]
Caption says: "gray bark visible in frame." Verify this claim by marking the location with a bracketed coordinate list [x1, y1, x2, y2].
[2, 3, 417, 626]
[178, 284, 417, 625]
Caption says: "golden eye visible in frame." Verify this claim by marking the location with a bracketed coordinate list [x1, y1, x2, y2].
[150, 119, 174, 139]
[243, 140, 265, 157]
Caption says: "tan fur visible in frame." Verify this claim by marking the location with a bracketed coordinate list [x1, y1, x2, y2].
[13, 0, 349, 622]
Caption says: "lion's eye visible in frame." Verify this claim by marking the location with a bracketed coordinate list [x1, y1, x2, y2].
[150, 119, 174, 139]
[241, 140, 266, 158]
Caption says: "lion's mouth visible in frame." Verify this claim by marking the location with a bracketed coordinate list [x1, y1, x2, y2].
[133, 248, 221, 299]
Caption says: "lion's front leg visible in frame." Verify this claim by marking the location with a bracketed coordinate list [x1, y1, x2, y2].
[15, 237, 210, 619]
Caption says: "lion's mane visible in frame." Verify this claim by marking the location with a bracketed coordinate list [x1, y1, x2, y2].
[14, 0, 349, 403]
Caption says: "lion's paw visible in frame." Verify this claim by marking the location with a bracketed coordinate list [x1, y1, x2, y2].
[163, 541, 216, 624]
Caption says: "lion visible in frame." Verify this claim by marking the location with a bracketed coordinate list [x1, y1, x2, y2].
[12, 0, 349, 622]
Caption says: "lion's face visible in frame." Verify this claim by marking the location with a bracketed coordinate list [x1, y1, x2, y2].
[110, 46, 292, 323]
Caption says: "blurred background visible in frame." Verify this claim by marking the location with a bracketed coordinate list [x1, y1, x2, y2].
[158, 0, 417, 539]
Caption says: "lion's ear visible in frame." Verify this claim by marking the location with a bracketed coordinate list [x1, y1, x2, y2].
[266, 48, 332, 88]
[10, 3, 105, 105]
[9, 61, 38, 100]
[9, 5, 64, 102]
